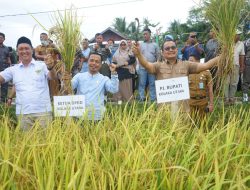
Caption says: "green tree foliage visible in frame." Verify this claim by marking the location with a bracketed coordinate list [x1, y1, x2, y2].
[167, 6, 210, 45]
[186, 6, 210, 42]
[167, 0, 249, 45]
[112, 17, 128, 34]
[166, 20, 189, 43]
[142, 17, 160, 28]
[112, 17, 136, 40]
[112, 17, 159, 41]
[240, 1, 250, 35]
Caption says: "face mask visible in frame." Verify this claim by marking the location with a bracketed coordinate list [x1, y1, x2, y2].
[41, 40, 49, 46]
[109, 46, 113, 51]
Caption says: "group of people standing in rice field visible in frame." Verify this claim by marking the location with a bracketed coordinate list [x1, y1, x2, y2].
[0, 27, 249, 130]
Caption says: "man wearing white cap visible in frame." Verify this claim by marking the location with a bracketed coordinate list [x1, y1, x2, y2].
[164, 34, 174, 41]
[224, 30, 245, 105]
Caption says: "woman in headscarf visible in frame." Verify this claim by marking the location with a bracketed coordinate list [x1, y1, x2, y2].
[112, 40, 136, 102]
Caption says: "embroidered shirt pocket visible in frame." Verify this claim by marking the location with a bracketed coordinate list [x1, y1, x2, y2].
[176, 67, 187, 74]
[34, 73, 45, 88]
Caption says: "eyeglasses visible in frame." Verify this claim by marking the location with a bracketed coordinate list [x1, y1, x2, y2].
[164, 46, 177, 51]
[120, 44, 126, 46]
[190, 35, 197, 38]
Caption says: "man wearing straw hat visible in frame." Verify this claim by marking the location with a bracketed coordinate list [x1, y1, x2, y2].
[0, 36, 58, 131]
[132, 40, 219, 113]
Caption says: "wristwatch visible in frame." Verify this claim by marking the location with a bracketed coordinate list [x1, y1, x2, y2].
[47, 65, 55, 71]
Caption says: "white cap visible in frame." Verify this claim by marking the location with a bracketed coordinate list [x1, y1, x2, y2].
[236, 29, 242, 35]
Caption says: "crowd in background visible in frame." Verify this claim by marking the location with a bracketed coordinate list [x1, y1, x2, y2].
[0, 27, 249, 128]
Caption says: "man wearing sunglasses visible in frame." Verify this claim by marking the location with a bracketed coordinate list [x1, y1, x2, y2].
[181, 32, 204, 61]
[132, 40, 219, 112]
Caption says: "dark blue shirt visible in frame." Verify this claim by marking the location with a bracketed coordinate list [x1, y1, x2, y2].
[182, 44, 204, 61]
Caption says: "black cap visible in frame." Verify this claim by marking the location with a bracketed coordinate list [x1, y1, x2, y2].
[16, 36, 33, 48]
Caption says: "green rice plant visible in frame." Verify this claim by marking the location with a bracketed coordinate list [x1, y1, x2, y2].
[205, 0, 246, 95]
[0, 102, 250, 189]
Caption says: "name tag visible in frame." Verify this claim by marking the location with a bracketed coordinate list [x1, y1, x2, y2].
[199, 82, 204, 89]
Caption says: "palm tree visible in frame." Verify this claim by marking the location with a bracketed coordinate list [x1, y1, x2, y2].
[168, 20, 182, 35]
[112, 17, 139, 40]
[112, 17, 161, 41]
[142, 17, 159, 29]
[167, 20, 189, 42]
[112, 17, 128, 35]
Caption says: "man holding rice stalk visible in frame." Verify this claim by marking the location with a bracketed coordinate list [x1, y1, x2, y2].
[132, 40, 219, 113]
[0, 36, 58, 131]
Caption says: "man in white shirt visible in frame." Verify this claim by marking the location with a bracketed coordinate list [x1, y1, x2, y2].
[0, 36, 57, 130]
[224, 30, 245, 105]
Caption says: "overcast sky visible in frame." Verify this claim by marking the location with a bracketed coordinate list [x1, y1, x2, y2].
[0, 0, 201, 48]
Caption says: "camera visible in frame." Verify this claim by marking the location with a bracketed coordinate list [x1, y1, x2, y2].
[204, 107, 209, 113]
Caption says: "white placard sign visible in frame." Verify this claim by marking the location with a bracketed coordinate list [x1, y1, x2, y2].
[53, 95, 85, 117]
[155, 76, 190, 103]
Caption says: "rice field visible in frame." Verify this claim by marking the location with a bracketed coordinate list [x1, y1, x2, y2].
[3, 0, 248, 189]
[0, 102, 249, 189]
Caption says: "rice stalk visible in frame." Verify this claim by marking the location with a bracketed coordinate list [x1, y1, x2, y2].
[48, 7, 82, 95]
[0, 103, 250, 189]
[205, 0, 246, 96]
